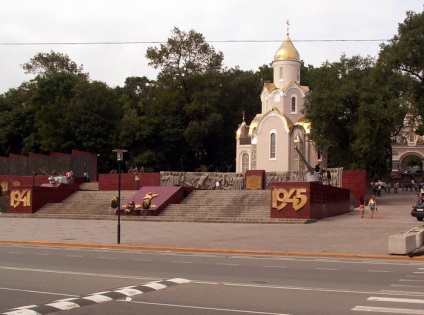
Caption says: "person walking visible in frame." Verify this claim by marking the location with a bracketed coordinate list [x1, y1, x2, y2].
[359, 195, 365, 218]
[135, 171, 141, 190]
[368, 194, 377, 218]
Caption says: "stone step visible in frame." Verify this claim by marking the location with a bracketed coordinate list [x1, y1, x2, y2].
[5, 188, 311, 224]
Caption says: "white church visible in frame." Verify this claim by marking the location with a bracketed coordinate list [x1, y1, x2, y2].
[235, 28, 322, 173]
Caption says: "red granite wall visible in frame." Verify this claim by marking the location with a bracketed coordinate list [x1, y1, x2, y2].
[342, 170, 368, 202]
[270, 182, 350, 220]
[98, 173, 161, 191]
[9, 184, 79, 213]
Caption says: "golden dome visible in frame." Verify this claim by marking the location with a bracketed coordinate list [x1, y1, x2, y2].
[274, 35, 300, 61]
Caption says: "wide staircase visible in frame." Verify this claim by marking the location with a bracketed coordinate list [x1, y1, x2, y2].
[5, 183, 311, 223]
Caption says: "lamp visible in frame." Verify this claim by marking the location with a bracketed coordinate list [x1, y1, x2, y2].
[112, 149, 128, 244]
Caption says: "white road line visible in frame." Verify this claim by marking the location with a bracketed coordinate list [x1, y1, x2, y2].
[367, 270, 392, 273]
[0, 286, 78, 297]
[7, 252, 22, 254]
[0, 266, 159, 281]
[97, 257, 116, 260]
[399, 279, 424, 282]
[65, 255, 83, 258]
[315, 268, 339, 271]
[124, 300, 292, 315]
[352, 305, 424, 314]
[217, 263, 240, 266]
[368, 296, 424, 304]
[132, 258, 152, 262]
[171, 261, 193, 264]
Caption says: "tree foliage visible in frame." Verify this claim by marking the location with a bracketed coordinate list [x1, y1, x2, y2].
[21, 50, 88, 80]
[304, 55, 407, 179]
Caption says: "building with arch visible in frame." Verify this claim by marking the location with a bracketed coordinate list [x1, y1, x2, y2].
[392, 113, 424, 173]
[235, 29, 321, 173]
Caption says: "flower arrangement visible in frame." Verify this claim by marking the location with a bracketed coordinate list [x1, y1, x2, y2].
[110, 196, 118, 208]
[142, 199, 151, 210]
[125, 201, 135, 214]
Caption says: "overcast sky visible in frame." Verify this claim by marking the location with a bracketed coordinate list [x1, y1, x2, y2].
[0, 0, 423, 94]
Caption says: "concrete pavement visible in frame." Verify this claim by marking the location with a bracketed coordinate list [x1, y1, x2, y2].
[1, 188, 423, 259]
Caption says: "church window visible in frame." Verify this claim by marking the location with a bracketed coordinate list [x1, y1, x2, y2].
[297, 69, 300, 82]
[274, 93, 280, 102]
[291, 96, 296, 113]
[270, 132, 276, 159]
[279, 67, 283, 80]
[242, 153, 249, 173]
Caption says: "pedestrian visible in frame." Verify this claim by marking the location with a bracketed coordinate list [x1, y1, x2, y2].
[326, 169, 331, 186]
[359, 195, 365, 218]
[215, 181, 220, 190]
[368, 194, 377, 218]
[135, 171, 141, 190]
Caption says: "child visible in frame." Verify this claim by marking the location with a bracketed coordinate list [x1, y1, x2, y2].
[359, 195, 365, 218]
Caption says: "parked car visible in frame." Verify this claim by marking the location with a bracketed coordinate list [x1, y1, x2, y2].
[411, 204, 424, 221]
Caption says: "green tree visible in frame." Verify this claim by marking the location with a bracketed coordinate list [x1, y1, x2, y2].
[21, 50, 88, 80]
[304, 55, 407, 179]
[379, 10, 424, 114]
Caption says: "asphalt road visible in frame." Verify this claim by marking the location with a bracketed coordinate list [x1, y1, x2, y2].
[1, 244, 424, 315]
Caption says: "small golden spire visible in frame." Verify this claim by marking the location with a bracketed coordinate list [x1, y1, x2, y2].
[242, 111, 245, 122]
[286, 20, 290, 35]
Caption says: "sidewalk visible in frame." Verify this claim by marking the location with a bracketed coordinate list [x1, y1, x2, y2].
[0, 189, 422, 258]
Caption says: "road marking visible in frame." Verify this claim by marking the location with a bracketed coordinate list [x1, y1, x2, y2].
[315, 268, 338, 271]
[367, 270, 392, 273]
[171, 261, 193, 264]
[1, 278, 190, 315]
[8, 252, 22, 254]
[0, 286, 77, 297]
[97, 256, 116, 260]
[0, 266, 159, 281]
[217, 263, 240, 266]
[132, 258, 152, 262]
[124, 300, 292, 315]
[368, 296, 424, 304]
[352, 305, 424, 314]
[65, 255, 83, 258]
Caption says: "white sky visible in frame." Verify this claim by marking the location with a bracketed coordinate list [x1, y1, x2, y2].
[0, 0, 423, 94]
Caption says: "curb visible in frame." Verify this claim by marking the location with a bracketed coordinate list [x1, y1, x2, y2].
[1, 239, 424, 260]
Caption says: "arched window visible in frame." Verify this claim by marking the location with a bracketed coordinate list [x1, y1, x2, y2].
[270, 132, 276, 159]
[274, 93, 280, 102]
[291, 96, 296, 113]
[279, 67, 283, 80]
[242, 153, 249, 173]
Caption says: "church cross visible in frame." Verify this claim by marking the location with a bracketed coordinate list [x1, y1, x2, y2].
[286, 20, 290, 35]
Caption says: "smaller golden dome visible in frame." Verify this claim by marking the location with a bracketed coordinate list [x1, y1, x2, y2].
[274, 35, 300, 61]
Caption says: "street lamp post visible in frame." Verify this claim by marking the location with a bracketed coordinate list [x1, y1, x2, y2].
[113, 149, 127, 244]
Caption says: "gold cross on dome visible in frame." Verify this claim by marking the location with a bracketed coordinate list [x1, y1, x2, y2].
[286, 20, 290, 35]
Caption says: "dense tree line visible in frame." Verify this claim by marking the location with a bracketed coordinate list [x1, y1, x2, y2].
[0, 10, 423, 179]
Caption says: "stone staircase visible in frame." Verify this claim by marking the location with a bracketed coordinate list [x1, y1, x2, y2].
[3, 186, 313, 224]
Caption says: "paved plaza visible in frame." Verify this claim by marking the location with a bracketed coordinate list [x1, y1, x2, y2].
[0, 188, 423, 259]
